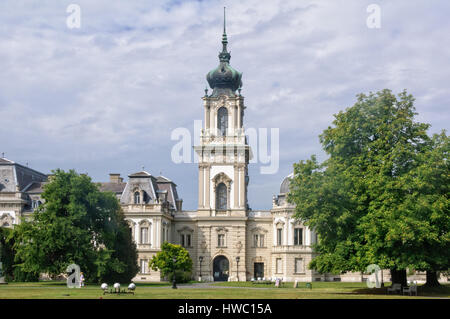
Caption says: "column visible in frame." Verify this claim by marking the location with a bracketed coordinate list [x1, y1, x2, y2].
[205, 104, 210, 130]
[237, 102, 241, 128]
[234, 165, 238, 208]
[205, 166, 210, 209]
[273, 224, 277, 246]
[284, 220, 288, 247]
[210, 108, 215, 135]
[239, 165, 245, 208]
[199, 165, 204, 208]
[234, 105, 238, 132]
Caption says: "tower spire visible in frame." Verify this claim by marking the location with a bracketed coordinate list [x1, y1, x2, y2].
[219, 6, 230, 63]
[223, 6, 226, 35]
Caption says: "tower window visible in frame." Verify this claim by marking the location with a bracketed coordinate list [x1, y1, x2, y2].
[217, 107, 228, 136]
[216, 182, 227, 210]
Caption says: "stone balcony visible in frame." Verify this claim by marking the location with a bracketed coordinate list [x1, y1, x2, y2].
[136, 244, 153, 250]
[199, 128, 247, 145]
[122, 203, 164, 213]
[271, 245, 313, 253]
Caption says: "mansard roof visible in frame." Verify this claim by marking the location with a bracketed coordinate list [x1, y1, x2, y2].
[99, 182, 127, 194]
[128, 171, 152, 177]
[0, 157, 47, 192]
[23, 181, 47, 194]
[156, 175, 172, 183]
[0, 158, 14, 164]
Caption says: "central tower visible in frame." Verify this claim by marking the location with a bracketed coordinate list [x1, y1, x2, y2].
[195, 8, 251, 218]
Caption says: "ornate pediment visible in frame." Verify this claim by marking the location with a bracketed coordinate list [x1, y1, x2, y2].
[250, 226, 269, 234]
[176, 226, 194, 233]
[138, 219, 151, 227]
[212, 172, 232, 186]
[215, 227, 229, 233]
[274, 218, 285, 227]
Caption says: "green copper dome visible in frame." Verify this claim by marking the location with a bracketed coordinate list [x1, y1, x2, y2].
[206, 8, 242, 97]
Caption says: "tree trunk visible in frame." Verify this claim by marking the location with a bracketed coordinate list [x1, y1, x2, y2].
[390, 269, 407, 286]
[424, 271, 440, 287]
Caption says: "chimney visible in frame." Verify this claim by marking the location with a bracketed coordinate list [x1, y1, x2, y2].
[175, 199, 183, 212]
[109, 173, 123, 183]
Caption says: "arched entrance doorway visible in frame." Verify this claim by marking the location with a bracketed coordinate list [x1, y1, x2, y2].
[213, 255, 229, 281]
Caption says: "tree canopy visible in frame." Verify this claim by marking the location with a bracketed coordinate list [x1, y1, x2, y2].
[288, 89, 449, 285]
[13, 169, 138, 283]
[149, 242, 193, 281]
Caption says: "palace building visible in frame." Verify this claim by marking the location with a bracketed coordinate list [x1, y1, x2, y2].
[1, 16, 384, 283]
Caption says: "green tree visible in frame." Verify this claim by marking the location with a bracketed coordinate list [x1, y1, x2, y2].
[288, 89, 449, 286]
[13, 169, 138, 283]
[400, 131, 449, 286]
[0, 228, 40, 282]
[149, 242, 193, 282]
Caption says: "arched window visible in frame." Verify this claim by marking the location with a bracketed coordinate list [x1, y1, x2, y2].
[134, 191, 140, 204]
[216, 182, 227, 210]
[217, 107, 228, 136]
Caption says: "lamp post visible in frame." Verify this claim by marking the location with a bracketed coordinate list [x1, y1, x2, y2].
[172, 256, 177, 289]
[199, 256, 203, 282]
[236, 256, 240, 282]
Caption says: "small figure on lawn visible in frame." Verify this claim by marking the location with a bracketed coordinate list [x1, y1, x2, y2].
[79, 272, 85, 287]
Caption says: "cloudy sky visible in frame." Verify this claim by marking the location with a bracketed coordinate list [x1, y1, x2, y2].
[1, 0, 449, 210]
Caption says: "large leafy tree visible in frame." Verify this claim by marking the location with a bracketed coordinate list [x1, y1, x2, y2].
[288, 89, 449, 286]
[149, 242, 193, 282]
[13, 169, 138, 283]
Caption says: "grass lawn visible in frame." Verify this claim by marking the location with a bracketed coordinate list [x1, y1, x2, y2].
[0, 281, 448, 299]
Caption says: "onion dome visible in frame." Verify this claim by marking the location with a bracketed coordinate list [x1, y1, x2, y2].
[206, 7, 242, 97]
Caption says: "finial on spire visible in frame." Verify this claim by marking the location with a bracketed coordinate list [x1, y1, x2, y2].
[223, 6, 226, 35]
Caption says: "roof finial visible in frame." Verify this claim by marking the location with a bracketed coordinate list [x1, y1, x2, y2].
[223, 6, 226, 35]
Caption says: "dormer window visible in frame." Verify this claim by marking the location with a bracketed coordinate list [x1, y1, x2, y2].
[134, 191, 140, 204]
[32, 200, 42, 210]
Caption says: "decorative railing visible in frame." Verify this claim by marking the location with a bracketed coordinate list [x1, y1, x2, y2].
[271, 245, 312, 253]
[248, 210, 272, 218]
[137, 244, 152, 250]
